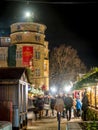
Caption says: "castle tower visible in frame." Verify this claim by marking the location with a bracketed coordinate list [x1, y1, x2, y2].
[10, 22, 49, 90]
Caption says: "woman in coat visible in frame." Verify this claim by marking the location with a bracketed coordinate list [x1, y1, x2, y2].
[54, 94, 64, 121]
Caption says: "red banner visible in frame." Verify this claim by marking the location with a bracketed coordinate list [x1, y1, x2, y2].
[22, 46, 33, 66]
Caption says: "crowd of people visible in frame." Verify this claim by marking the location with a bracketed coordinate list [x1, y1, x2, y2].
[29, 90, 89, 121]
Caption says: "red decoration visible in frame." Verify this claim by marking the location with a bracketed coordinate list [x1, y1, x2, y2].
[22, 46, 33, 66]
[42, 85, 47, 91]
[74, 91, 79, 98]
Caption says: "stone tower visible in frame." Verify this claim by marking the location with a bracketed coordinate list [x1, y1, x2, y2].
[10, 22, 49, 90]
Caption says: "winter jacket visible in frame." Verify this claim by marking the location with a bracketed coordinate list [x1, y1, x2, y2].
[64, 96, 73, 108]
[54, 97, 64, 112]
[50, 98, 56, 109]
[37, 97, 44, 110]
[76, 99, 82, 110]
[82, 93, 89, 111]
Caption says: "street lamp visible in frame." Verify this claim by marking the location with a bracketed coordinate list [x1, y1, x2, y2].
[64, 85, 72, 93]
[50, 86, 57, 95]
[25, 12, 31, 18]
[64, 81, 73, 93]
[24, 11, 34, 22]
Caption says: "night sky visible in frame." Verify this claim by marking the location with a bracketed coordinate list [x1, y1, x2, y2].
[0, 0, 98, 69]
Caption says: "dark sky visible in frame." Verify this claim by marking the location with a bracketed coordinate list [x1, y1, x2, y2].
[0, 0, 98, 69]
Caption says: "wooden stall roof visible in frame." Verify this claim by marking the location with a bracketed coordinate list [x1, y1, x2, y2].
[73, 68, 98, 90]
[0, 67, 26, 79]
[0, 67, 29, 84]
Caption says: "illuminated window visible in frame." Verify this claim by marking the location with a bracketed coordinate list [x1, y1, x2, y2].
[0, 54, 6, 60]
[16, 51, 22, 59]
[16, 35, 22, 41]
[35, 35, 40, 41]
[44, 63, 47, 71]
[35, 51, 40, 59]
[35, 68, 40, 76]
[5, 38, 10, 43]
[36, 25, 40, 32]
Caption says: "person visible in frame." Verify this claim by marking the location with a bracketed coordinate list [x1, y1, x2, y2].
[54, 94, 64, 121]
[37, 95, 44, 119]
[33, 96, 39, 120]
[62, 93, 67, 118]
[81, 90, 89, 121]
[73, 98, 77, 118]
[50, 96, 56, 116]
[76, 96, 82, 118]
[64, 94, 73, 121]
[44, 95, 50, 116]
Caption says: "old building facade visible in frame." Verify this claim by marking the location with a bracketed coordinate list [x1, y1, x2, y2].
[0, 22, 49, 91]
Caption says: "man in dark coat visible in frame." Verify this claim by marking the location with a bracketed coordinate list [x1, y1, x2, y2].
[44, 95, 50, 116]
[50, 96, 56, 116]
[37, 95, 44, 119]
[64, 94, 73, 121]
[82, 91, 89, 121]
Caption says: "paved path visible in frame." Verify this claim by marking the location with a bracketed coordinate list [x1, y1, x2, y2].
[26, 116, 82, 130]
[27, 116, 66, 130]
[26, 109, 82, 130]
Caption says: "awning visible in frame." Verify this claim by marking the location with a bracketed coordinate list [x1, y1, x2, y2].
[73, 70, 98, 90]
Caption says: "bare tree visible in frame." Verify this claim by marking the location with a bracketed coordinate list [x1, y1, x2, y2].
[49, 44, 87, 90]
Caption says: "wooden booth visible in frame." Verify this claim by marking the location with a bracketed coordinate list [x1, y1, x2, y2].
[0, 67, 29, 130]
[73, 68, 98, 109]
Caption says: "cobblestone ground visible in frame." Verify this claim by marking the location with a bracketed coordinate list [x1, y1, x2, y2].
[27, 117, 66, 130]
[26, 110, 67, 130]
[26, 110, 82, 130]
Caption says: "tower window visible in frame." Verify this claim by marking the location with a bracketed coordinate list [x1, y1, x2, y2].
[35, 68, 40, 76]
[0, 54, 6, 60]
[35, 51, 40, 59]
[16, 51, 22, 59]
[44, 63, 47, 71]
[35, 35, 40, 41]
